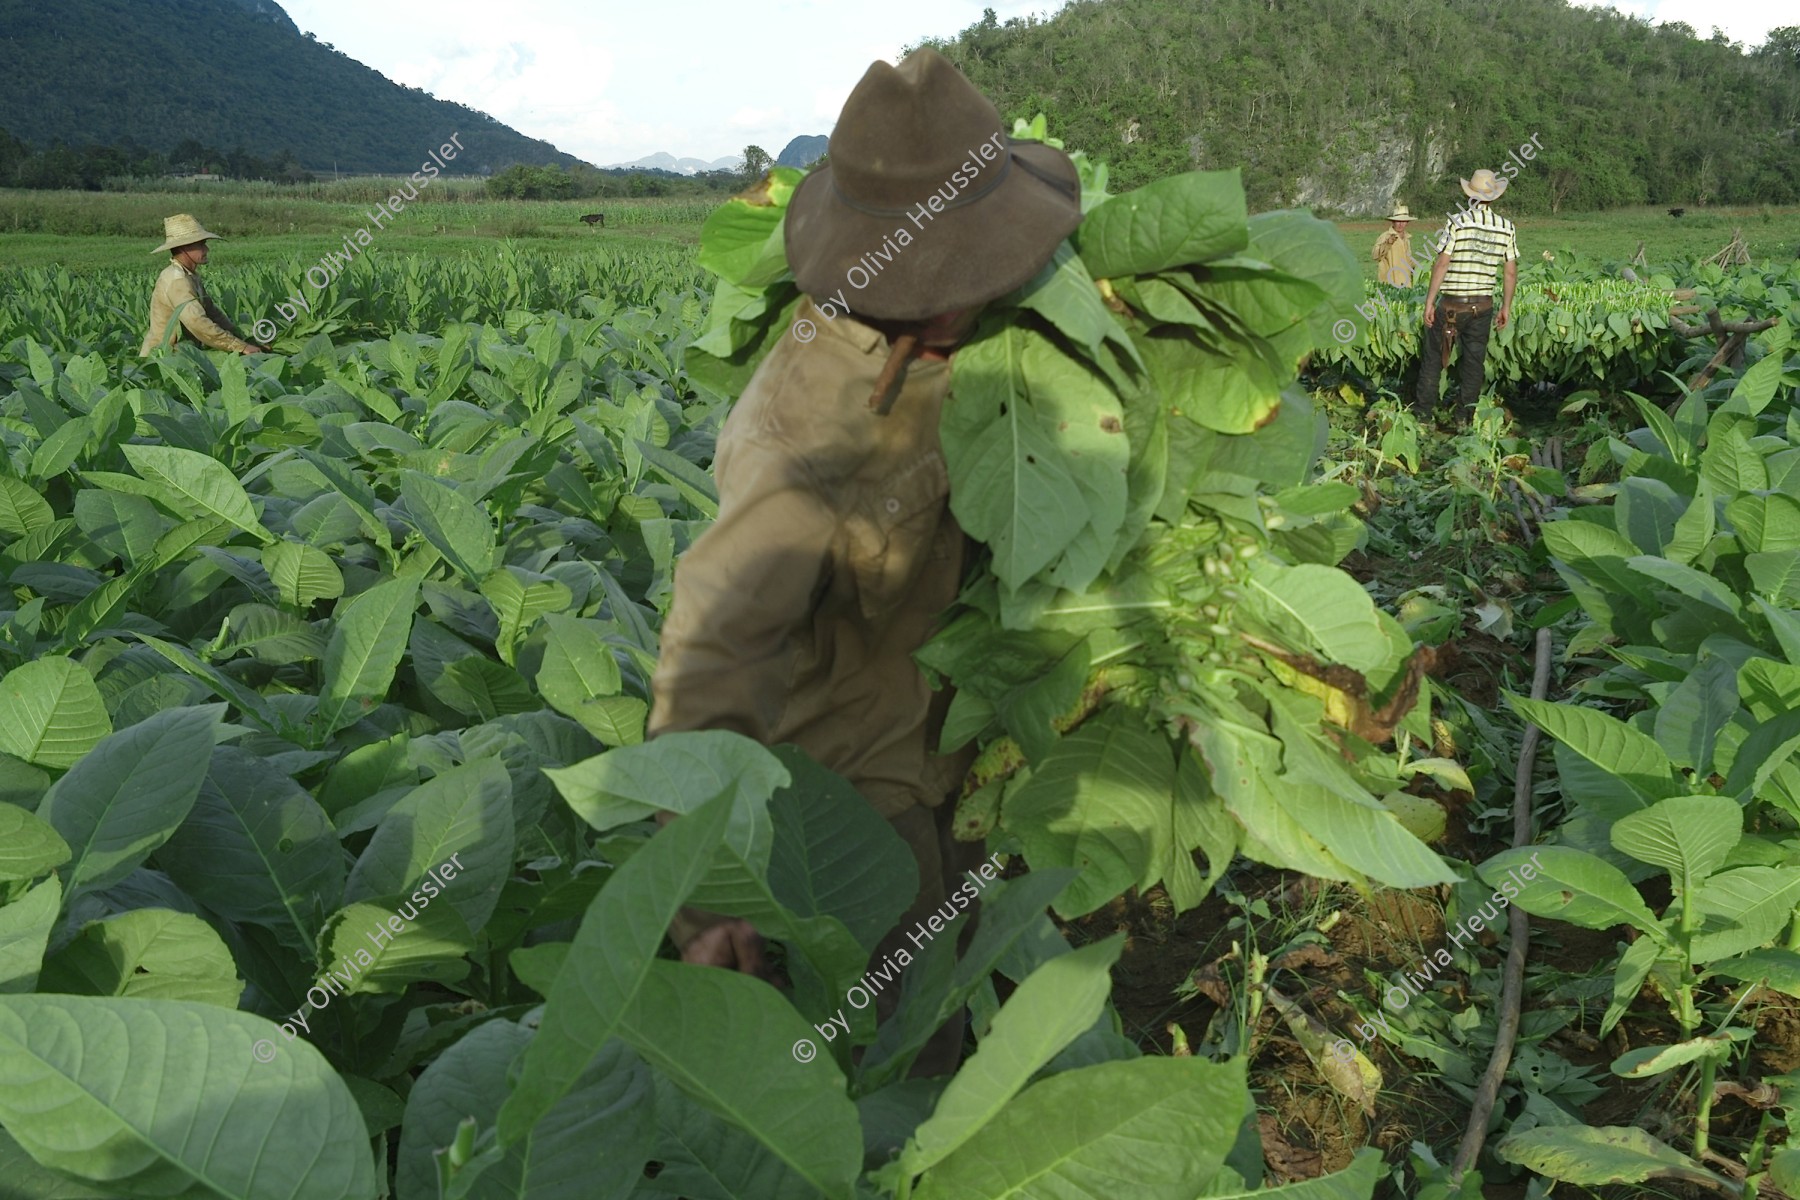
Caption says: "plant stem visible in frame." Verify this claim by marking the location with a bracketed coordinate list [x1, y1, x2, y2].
[1746, 1108, 1773, 1176]
[1694, 1052, 1718, 1161]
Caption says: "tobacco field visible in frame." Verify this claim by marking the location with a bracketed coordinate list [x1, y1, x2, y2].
[2, 127, 1800, 1200]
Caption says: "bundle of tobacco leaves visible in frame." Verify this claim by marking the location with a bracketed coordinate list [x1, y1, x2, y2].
[685, 118, 1457, 916]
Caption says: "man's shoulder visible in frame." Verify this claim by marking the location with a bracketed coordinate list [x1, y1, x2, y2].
[154, 262, 198, 295]
[729, 303, 949, 483]
[730, 316, 885, 470]
[1447, 206, 1514, 237]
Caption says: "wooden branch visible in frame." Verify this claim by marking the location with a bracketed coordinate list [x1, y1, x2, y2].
[1451, 629, 1552, 1183]
[1668, 311, 1778, 339]
[1689, 334, 1746, 393]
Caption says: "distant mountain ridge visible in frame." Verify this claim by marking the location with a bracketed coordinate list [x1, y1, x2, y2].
[0, 0, 586, 174]
[603, 152, 742, 175]
[605, 134, 828, 177]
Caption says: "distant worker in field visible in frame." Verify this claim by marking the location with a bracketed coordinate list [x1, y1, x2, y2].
[647, 48, 1082, 1073]
[1415, 169, 1517, 423]
[140, 214, 265, 356]
[1372, 203, 1415, 286]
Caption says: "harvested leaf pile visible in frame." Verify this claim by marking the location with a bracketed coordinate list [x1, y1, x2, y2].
[688, 119, 1460, 919]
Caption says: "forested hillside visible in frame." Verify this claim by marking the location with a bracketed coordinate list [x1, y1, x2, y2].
[920, 0, 1800, 214]
[0, 0, 583, 174]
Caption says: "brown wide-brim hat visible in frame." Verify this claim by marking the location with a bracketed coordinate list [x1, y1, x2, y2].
[785, 48, 1083, 321]
[153, 213, 224, 254]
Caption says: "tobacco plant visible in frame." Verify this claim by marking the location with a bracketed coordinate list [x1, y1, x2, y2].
[1466, 320, 1800, 1193]
[0, 230, 1387, 1195]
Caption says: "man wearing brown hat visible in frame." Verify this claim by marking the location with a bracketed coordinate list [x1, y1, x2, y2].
[140, 214, 266, 356]
[1415, 169, 1517, 423]
[647, 48, 1082, 1071]
[1372, 203, 1415, 287]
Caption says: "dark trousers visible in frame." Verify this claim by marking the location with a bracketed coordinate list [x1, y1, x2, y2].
[1414, 297, 1494, 419]
[874, 800, 987, 1077]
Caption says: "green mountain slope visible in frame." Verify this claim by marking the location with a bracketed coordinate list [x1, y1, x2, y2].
[776, 135, 829, 168]
[0, 0, 584, 173]
[919, 0, 1800, 214]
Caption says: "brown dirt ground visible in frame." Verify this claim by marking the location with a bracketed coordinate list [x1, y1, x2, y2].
[1054, 802, 1778, 1197]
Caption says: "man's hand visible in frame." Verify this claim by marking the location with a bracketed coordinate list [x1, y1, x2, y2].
[682, 918, 766, 975]
[239, 344, 267, 355]
[1496, 306, 1511, 329]
[1422, 298, 1438, 328]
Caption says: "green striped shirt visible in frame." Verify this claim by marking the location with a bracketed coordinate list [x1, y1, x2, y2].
[1435, 204, 1518, 297]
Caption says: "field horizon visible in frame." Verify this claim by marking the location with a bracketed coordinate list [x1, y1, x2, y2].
[7, 187, 1799, 277]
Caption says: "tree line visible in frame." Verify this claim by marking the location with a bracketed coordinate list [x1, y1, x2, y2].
[0, 129, 315, 191]
[483, 149, 781, 201]
[0, 129, 763, 201]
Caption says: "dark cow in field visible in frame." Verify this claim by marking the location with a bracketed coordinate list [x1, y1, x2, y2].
[1668, 207, 1685, 218]
[580, 213, 606, 228]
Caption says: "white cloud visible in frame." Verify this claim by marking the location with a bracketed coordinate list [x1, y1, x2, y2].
[276, 0, 1063, 164]
[728, 107, 786, 130]
[1571, 0, 1788, 48]
[282, 0, 1783, 166]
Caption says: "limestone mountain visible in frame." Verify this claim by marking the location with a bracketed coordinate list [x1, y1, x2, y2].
[602, 153, 742, 175]
[0, 0, 584, 173]
[776, 136, 829, 169]
[920, 0, 1800, 215]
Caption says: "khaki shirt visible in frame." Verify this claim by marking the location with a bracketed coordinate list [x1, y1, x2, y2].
[648, 299, 973, 819]
[1373, 229, 1415, 287]
[140, 261, 253, 355]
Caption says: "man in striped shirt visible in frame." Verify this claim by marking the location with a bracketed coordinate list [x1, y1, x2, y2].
[1414, 168, 1518, 422]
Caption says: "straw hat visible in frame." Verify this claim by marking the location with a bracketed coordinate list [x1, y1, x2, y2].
[153, 213, 224, 254]
[1460, 170, 1507, 202]
[784, 48, 1083, 320]
[1387, 203, 1414, 222]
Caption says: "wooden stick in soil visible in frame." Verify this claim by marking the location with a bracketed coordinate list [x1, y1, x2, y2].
[1451, 627, 1553, 1182]
[1689, 333, 1748, 396]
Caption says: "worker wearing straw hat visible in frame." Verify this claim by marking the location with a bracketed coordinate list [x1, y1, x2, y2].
[1415, 169, 1518, 423]
[1372, 203, 1415, 286]
[140, 214, 266, 356]
[648, 48, 1083, 1074]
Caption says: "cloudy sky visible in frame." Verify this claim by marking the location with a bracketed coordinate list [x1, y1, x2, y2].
[276, 0, 1792, 167]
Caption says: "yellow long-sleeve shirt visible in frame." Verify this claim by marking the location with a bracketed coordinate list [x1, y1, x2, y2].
[1372, 229, 1415, 287]
[140, 261, 253, 355]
